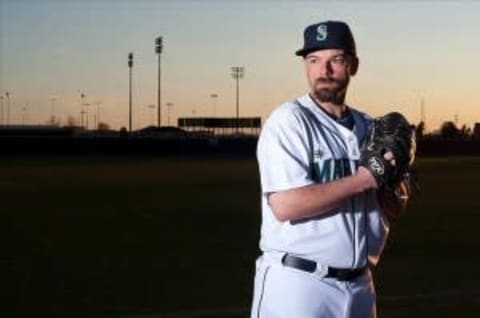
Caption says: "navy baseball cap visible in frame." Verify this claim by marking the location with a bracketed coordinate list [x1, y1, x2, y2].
[295, 20, 357, 57]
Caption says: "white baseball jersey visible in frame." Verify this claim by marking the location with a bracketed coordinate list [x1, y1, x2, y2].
[250, 94, 389, 318]
[256, 93, 389, 268]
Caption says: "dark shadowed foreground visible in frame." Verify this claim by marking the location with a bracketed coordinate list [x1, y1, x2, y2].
[1, 156, 479, 317]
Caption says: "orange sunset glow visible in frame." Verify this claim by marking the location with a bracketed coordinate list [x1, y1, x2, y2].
[1, 0, 479, 132]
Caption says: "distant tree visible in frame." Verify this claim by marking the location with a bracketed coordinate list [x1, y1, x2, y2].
[119, 126, 128, 136]
[460, 124, 472, 138]
[65, 115, 78, 127]
[415, 121, 426, 140]
[97, 122, 110, 131]
[440, 121, 460, 139]
[46, 116, 61, 127]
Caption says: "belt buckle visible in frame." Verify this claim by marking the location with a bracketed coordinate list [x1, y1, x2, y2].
[313, 263, 328, 278]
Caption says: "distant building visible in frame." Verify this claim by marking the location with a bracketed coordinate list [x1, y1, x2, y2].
[178, 117, 262, 136]
[134, 126, 190, 138]
[474, 123, 480, 140]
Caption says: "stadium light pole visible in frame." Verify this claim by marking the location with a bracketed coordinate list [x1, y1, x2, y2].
[128, 52, 134, 132]
[147, 104, 156, 126]
[22, 105, 27, 126]
[94, 101, 102, 130]
[80, 93, 86, 128]
[84, 103, 90, 129]
[50, 97, 56, 126]
[0, 96, 4, 125]
[210, 93, 218, 117]
[166, 102, 174, 126]
[5, 92, 10, 126]
[155, 36, 163, 127]
[231, 67, 244, 134]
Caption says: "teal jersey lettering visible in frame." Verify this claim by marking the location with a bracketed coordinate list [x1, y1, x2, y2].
[313, 158, 358, 183]
[314, 158, 331, 183]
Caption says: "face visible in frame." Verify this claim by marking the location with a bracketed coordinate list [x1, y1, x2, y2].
[303, 49, 358, 105]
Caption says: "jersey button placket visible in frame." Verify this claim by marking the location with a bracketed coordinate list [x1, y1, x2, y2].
[347, 135, 358, 158]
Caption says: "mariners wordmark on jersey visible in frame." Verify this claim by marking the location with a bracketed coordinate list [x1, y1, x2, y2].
[313, 153, 359, 183]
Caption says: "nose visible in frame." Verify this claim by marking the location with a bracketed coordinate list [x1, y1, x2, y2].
[317, 60, 333, 77]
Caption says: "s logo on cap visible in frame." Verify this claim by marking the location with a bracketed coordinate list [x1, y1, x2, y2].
[316, 24, 328, 41]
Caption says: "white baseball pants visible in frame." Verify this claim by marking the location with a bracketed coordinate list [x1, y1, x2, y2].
[250, 255, 377, 318]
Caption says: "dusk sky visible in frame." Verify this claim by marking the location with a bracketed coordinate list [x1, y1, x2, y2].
[1, 0, 479, 131]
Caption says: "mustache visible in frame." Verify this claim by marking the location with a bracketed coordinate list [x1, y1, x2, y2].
[315, 77, 343, 85]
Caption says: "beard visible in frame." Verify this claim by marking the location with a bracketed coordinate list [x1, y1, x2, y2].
[311, 77, 349, 105]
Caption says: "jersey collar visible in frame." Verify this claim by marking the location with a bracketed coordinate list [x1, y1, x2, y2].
[302, 94, 354, 131]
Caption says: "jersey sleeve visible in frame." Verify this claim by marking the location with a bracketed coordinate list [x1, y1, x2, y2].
[257, 105, 315, 194]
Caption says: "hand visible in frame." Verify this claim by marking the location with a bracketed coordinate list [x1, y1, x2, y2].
[359, 112, 416, 191]
[356, 166, 379, 189]
[358, 151, 396, 190]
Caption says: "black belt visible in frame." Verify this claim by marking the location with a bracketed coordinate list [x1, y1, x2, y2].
[281, 254, 367, 281]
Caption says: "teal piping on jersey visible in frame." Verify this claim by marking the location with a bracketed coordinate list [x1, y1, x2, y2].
[308, 93, 355, 130]
[296, 96, 371, 148]
[294, 97, 371, 269]
[294, 99, 350, 157]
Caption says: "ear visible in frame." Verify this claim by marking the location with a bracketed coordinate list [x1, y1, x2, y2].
[349, 57, 359, 76]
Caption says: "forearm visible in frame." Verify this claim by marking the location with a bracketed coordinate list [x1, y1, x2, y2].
[268, 167, 376, 222]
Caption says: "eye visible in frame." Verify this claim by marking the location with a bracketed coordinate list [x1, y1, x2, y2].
[331, 55, 347, 66]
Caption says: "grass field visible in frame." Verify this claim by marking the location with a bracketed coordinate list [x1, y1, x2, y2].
[1, 155, 480, 317]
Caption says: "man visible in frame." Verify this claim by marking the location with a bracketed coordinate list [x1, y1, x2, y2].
[250, 20, 404, 318]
